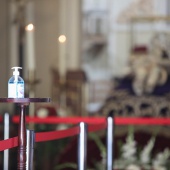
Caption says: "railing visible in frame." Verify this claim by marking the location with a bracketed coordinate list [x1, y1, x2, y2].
[1, 114, 113, 170]
[1, 115, 170, 170]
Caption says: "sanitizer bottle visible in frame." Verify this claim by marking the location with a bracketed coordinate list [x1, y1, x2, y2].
[8, 67, 24, 98]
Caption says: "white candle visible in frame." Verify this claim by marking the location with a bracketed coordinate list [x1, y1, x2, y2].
[25, 24, 35, 70]
[58, 35, 66, 77]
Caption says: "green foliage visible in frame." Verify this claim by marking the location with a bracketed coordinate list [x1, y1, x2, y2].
[88, 133, 106, 157]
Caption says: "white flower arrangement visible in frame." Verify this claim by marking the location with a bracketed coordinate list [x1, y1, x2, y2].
[152, 148, 170, 170]
[114, 127, 170, 170]
[140, 136, 155, 170]
[55, 127, 170, 170]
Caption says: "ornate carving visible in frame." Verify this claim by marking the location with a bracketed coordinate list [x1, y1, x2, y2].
[101, 90, 170, 117]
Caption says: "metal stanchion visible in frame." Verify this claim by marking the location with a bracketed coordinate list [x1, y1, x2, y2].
[106, 116, 114, 170]
[78, 122, 88, 170]
[26, 129, 35, 170]
[3, 113, 10, 170]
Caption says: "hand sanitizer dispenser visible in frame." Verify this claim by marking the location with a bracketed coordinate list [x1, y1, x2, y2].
[8, 67, 24, 98]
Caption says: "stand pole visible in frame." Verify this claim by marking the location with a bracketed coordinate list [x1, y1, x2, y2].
[26, 129, 35, 170]
[18, 104, 27, 170]
[78, 122, 88, 170]
[3, 113, 10, 170]
[106, 116, 114, 170]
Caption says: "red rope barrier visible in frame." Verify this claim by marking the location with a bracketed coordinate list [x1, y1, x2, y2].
[1, 116, 170, 152]
[0, 121, 107, 151]
[115, 117, 170, 125]
[35, 122, 108, 142]
[35, 126, 80, 142]
[0, 136, 18, 151]
[12, 116, 106, 124]
[11, 116, 170, 125]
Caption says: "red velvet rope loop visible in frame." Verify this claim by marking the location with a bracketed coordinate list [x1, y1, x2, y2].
[35, 126, 80, 142]
[0, 118, 107, 151]
[0, 137, 18, 152]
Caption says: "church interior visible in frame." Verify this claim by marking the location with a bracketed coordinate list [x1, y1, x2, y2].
[0, 0, 170, 169]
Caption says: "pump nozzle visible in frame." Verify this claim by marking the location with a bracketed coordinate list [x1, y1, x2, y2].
[12, 67, 22, 76]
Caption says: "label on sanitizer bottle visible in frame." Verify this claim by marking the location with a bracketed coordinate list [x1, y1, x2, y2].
[8, 83, 24, 98]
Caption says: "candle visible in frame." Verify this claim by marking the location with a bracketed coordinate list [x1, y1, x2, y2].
[25, 23, 35, 70]
[58, 34, 66, 77]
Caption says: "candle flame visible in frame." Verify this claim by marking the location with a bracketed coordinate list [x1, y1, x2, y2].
[25, 24, 34, 31]
[58, 35, 66, 43]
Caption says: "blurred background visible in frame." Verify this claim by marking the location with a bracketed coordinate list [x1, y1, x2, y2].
[0, 0, 170, 116]
[1, 0, 170, 169]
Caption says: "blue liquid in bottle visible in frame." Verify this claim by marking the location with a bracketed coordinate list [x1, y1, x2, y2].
[8, 67, 24, 98]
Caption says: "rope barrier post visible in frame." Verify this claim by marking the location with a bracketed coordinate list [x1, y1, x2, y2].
[78, 122, 88, 170]
[3, 112, 10, 170]
[26, 129, 35, 170]
[106, 115, 114, 170]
